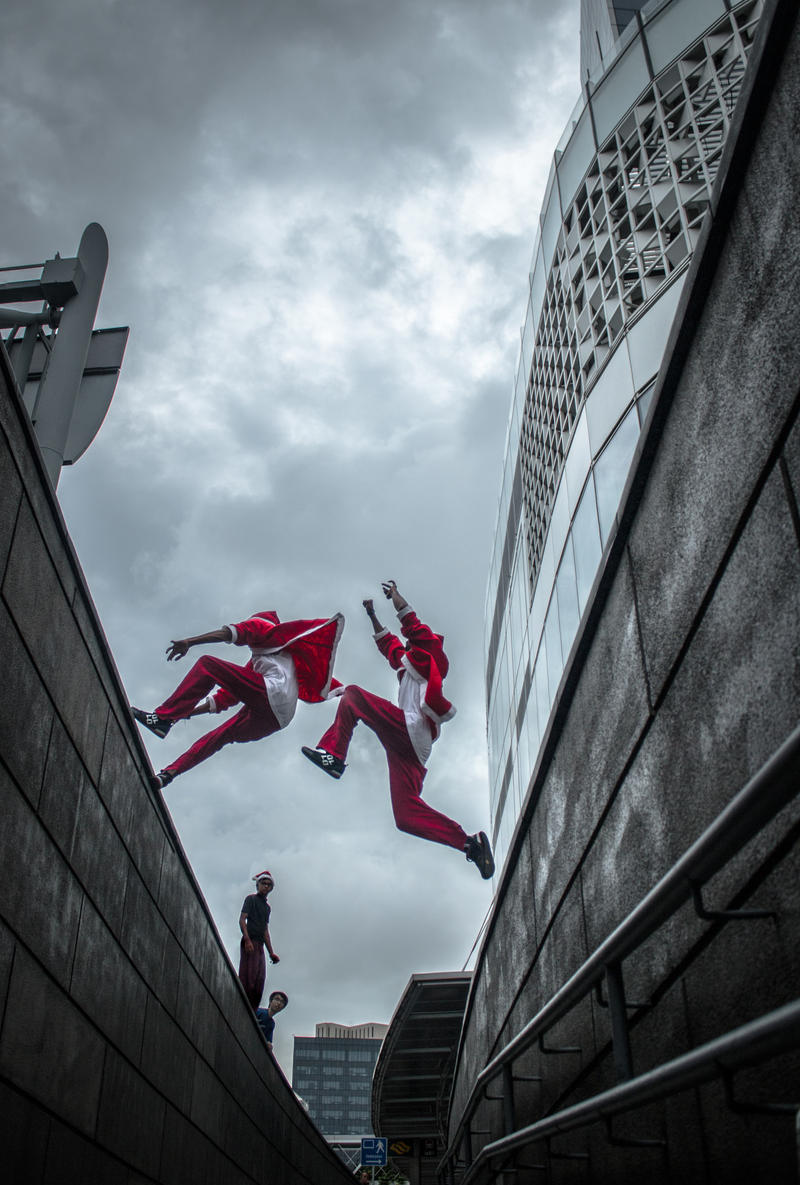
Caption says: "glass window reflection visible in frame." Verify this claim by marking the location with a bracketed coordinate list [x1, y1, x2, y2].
[534, 645, 551, 739]
[549, 477, 571, 570]
[515, 714, 530, 802]
[593, 405, 641, 543]
[564, 412, 592, 515]
[499, 798, 514, 864]
[637, 380, 656, 426]
[585, 345, 634, 456]
[625, 274, 685, 387]
[555, 537, 580, 659]
[544, 599, 564, 700]
[572, 479, 603, 612]
[525, 683, 541, 769]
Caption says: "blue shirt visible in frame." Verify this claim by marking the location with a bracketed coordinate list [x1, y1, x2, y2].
[256, 1008, 275, 1044]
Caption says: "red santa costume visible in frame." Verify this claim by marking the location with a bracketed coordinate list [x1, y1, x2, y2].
[148, 611, 344, 779]
[310, 605, 470, 851]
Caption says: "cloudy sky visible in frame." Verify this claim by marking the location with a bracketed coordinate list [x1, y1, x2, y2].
[2, 0, 578, 1075]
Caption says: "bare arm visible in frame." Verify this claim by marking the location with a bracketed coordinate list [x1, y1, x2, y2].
[166, 626, 233, 662]
[363, 598, 384, 633]
[239, 911, 254, 953]
[265, 923, 279, 964]
[381, 580, 408, 613]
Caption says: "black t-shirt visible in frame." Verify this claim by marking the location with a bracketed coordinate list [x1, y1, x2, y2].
[241, 893, 271, 940]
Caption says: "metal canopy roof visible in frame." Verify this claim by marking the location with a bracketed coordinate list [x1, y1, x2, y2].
[372, 971, 471, 1147]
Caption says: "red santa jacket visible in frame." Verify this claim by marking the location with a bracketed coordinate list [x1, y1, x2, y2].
[212, 612, 344, 711]
[375, 607, 456, 739]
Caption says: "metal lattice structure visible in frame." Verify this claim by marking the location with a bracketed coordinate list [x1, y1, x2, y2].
[520, 0, 761, 591]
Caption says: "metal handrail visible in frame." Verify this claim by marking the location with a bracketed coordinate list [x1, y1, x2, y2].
[443, 723, 800, 1176]
[460, 998, 800, 1184]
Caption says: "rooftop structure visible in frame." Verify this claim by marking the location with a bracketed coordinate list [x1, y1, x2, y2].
[372, 973, 471, 1185]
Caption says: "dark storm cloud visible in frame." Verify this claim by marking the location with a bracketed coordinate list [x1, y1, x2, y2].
[3, 0, 579, 1071]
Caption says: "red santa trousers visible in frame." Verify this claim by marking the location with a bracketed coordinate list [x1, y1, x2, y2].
[317, 684, 468, 851]
[238, 938, 266, 1009]
[156, 655, 280, 777]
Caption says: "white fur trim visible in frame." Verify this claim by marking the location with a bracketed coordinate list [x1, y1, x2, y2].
[319, 613, 345, 700]
[397, 605, 413, 619]
[373, 627, 389, 641]
[400, 654, 425, 683]
[228, 624, 239, 644]
[422, 700, 457, 724]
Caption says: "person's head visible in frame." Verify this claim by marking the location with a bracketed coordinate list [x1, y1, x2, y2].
[268, 990, 288, 1016]
[253, 870, 275, 896]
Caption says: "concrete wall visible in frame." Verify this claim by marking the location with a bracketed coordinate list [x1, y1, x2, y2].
[0, 348, 351, 1182]
[450, 2, 800, 1182]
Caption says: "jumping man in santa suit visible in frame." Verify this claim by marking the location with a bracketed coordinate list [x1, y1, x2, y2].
[302, 581, 495, 878]
[132, 609, 344, 789]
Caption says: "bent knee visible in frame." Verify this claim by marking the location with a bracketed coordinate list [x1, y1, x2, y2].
[392, 805, 423, 837]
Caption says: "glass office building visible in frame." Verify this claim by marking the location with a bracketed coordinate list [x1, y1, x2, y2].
[486, 0, 763, 874]
[292, 1022, 388, 1138]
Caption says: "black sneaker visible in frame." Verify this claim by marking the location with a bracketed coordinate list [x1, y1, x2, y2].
[150, 769, 175, 790]
[301, 746, 346, 779]
[132, 707, 173, 739]
[465, 832, 495, 879]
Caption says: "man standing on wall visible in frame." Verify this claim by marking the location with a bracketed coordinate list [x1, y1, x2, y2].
[239, 871, 279, 1009]
[302, 581, 494, 878]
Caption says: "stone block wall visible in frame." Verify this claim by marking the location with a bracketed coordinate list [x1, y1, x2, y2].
[0, 344, 350, 1183]
[449, 2, 800, 1182]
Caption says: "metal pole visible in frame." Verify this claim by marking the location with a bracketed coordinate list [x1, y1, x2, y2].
[12, 320, 40, 391]
[605, 963, 634, 1081]
[33, 223, 107, 487]
[502, 1063, 517, 1135]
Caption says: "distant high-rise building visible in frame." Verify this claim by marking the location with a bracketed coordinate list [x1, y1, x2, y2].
[485, 0, 764, 875]
[291, 1022, 388, 1138]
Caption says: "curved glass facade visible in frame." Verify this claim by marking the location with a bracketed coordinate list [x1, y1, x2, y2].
[486, 0, 763, 873]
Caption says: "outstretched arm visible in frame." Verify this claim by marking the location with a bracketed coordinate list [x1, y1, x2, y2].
[383, 581, 441, 646]
[166, 626, 233, 662]
[366, 595, 406, 670]
[362, 598, 384, 633]
[382, 580, 408, 613]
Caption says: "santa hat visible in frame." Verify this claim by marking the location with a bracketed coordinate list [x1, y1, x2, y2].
[254, 611, 280, 626]
[253, 870, 274, 884]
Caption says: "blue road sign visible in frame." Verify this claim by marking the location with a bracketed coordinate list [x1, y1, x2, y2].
[361, 1137, 388, 1166]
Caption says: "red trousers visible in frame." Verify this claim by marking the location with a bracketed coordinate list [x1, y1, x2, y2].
[156, 655, 280, 777]
[238, 938, 266, 1009]
[317, 684, 468, 851]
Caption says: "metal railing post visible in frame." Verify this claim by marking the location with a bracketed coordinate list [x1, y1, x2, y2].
[502, 1063, 516, 1135]
[606, 962, 634, 1081]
